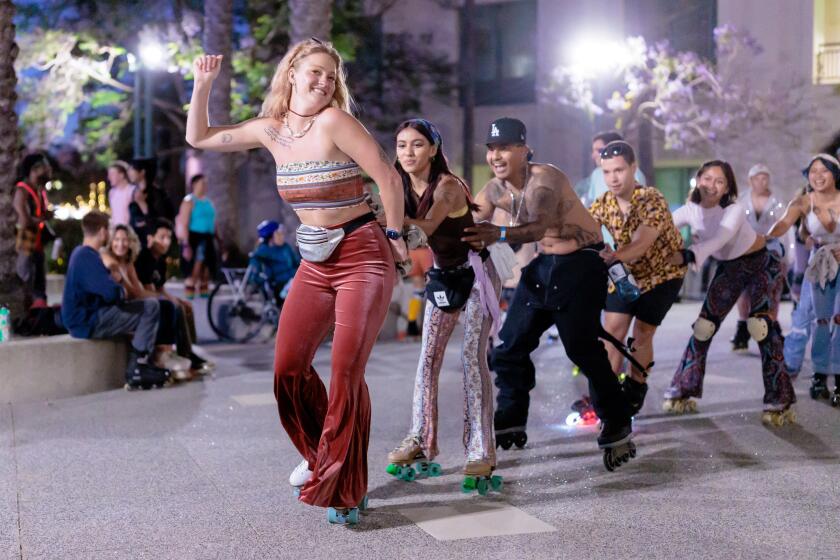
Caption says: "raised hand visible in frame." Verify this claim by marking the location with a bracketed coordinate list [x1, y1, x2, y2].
[193, 54, 223, 85]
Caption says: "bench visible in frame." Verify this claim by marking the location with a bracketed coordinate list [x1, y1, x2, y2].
[0, 335, 128, 404]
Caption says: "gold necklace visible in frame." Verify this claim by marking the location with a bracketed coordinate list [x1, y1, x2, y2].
[282, 112, 318, 139]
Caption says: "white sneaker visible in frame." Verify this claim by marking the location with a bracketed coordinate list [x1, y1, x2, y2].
[158, 351, 192, 378]
[289, 459, 313, 487]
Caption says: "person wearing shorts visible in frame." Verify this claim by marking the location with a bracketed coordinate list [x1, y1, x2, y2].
[589, 141, 686, 415]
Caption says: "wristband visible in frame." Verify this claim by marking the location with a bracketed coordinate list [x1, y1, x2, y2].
[499, 226, 507, 242]
[385, 228, 401, 241]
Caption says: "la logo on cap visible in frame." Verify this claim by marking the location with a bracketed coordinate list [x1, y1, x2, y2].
[491, 123, 500, 137]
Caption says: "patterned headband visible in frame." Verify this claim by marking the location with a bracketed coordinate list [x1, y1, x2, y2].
[406, 118, 442, 147]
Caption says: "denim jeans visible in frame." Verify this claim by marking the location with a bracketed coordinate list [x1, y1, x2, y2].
[784, 278, 814, 375]
[810, 275, 840, 374]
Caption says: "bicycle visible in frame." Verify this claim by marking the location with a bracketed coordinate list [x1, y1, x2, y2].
[207, 261, 283, 343]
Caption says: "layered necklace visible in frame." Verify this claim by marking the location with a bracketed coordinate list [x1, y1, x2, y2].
[282, 111, 318, 139]
[508, 165, 530, 227]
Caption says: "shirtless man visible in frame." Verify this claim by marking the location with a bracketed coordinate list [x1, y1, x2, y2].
[463, 118, 635, 471]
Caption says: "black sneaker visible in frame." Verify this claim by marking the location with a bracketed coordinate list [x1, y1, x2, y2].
[730, 320, 749, 351]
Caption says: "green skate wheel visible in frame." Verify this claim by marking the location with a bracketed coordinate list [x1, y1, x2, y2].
[385, 463, 399, 476]
[490, 475, 503, 491]
[401, 466, 416, 481]
[477, 478, 489, 496]
[461, 476, 477, 493]
[428, 463, 442, 477]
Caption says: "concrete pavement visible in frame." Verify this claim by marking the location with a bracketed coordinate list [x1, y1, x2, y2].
[1, 300, 839, 559]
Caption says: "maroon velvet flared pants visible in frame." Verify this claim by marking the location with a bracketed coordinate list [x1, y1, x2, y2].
[273, 222, 395, 508]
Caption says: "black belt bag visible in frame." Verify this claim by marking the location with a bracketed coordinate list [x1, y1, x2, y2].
[426, 265, 475, 312]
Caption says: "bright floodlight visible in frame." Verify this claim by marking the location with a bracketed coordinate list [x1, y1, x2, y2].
[139, 41, 166, 69]
[565, 33, 629, 79]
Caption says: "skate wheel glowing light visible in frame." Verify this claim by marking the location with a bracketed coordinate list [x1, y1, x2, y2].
[565, 412, 581, 426]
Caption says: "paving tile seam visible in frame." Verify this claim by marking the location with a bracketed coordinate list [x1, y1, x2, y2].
[177, 436, 273, 548]
[9, 406, 23, 560]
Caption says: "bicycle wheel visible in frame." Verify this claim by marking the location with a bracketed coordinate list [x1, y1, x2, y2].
[207, 279, 270, 343]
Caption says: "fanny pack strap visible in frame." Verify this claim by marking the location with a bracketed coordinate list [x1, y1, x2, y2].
[338, 212, 375, 235]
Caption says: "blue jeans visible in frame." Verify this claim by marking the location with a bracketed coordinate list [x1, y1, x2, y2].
[810, 276, 840, 374]
[784, 278, 813, 375]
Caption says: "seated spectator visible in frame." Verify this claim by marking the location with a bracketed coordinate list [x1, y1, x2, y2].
[101, 224, 192, 377]
[251, 220, 300, 302]
[136, 218, 210, 375]
[61, 211, 171, 389]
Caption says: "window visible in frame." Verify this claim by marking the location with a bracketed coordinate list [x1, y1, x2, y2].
[462, 0, 537, 105]
[814, 0, 840, 84]
[624, 0, 717, 62]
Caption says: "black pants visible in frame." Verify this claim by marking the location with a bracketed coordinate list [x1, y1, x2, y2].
[491, 248, 630, 428]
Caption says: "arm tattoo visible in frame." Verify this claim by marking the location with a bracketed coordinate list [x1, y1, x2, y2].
[264, 126, 293, 149]
[221, 133, 233, 144]
[377, 144, 392, 166]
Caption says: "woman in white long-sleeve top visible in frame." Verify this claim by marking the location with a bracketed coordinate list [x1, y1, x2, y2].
[663, 160, 796, 426]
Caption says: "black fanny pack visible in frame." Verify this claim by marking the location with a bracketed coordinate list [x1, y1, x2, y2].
[426, 265, 475, 312]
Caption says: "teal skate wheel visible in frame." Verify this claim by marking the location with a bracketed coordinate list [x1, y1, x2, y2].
[490, 475, 503, 491]
[461, 476, 477, 493]
[428, 463, 442, 477]
[347, 508, 359, 525]
[401, 466, 416, 482]
[415, 461, 429, 475]
[327, 508, 340, 524]
[477, 478, 489, 496]
[358, 496, 369, 512]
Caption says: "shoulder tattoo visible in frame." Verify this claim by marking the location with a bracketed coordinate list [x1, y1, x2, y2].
[264, 126, 293, 149]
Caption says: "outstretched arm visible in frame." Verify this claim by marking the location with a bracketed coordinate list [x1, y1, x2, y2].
[767, 197, 805, 239]
[185, 54, 263, 152]
[461, 185, 558, 248]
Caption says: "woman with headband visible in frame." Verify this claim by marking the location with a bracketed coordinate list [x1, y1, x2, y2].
[664, 160, 796, 425]
[186, 39, 408, 525]
[385, 118, 503, 495]
[767, 154, 840, 406]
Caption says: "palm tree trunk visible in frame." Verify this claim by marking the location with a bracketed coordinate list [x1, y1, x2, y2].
[289, 0, 333, 45]
[0, 0, 24, 319]
[202, 0, 238, 251]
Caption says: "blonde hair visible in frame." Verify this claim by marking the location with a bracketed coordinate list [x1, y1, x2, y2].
[106, 224, 142, 264]
[260, 38, 353, 119]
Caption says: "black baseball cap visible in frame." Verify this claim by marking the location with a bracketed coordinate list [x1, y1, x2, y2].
[486, 117, 527, 145]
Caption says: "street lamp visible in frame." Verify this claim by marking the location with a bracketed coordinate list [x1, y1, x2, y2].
[132, 40, 168, 158]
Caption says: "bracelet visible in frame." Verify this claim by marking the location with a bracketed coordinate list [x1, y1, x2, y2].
[499, 226, 507, 242]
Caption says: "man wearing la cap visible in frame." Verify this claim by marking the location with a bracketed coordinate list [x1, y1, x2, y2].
[730, 164, 792, 351]
[463, 117, 637, 471]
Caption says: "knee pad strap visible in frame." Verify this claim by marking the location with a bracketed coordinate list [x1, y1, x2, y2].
[692, 317, 716, 341]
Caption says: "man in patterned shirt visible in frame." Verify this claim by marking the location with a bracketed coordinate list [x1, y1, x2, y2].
[589, 141, 686, 414]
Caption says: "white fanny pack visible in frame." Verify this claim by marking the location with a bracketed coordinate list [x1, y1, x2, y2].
[295, 213, 374, 263]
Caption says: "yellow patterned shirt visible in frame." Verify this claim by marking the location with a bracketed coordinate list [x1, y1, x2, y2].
[590, 186, 686, 293]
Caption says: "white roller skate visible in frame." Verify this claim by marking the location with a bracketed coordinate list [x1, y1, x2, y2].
[289, 459, 313, 496]
[761, 406, 796, 427]
[158, 350, 193, 381]
[662, 397, 698, 414]
[461, 461, 503, 495]
[385, 435, 441, 481]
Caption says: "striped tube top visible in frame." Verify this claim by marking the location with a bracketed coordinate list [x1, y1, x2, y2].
[275, 160, 366, 211]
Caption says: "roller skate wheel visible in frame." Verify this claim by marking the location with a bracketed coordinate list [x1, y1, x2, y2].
[415, 461, 429, 475]
[428, 463, 442, 477]
[348, 508, 359, 524]
[358, 496, 369, 512]
[490, 475, 504, 491]
[292, 486, 301, 497]
[603, 451, 616, 472]
[477, 478, 489, 496]
[496, 434, 513, 450]
[832, 395, 840, 407]
[461, 476, 477, 493]
[401, 466, 416, 482]
[513, 432, 528, 448]
[385, 463, 399, 476]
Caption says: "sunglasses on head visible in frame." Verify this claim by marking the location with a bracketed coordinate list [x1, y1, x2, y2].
[600, 142, 633, 159]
